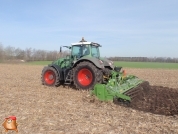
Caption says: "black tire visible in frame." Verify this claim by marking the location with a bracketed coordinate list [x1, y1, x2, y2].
[73, 61, 103, 90]
[41, 66, 60, 87]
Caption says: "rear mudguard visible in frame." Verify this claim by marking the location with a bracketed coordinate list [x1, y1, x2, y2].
[73, 57, 105, 69]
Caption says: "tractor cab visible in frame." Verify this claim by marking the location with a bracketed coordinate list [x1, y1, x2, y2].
[60, 38, 101, 60]
[58, 38, 102, 70]
[59, 38, 114, 71]
[71, 41, 101, 60]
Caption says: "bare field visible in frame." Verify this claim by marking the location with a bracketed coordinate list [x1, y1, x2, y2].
[0, 64, 178, 134]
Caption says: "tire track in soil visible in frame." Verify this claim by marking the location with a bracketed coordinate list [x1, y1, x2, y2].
[129, 83, 178, 116]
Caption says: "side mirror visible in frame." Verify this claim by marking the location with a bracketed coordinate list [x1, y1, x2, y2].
[60, 46, 62, 52]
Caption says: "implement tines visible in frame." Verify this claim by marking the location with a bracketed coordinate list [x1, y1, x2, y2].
[124, 81, 150, 100]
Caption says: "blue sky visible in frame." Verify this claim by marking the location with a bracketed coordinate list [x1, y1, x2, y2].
[0, 0, 178, 57]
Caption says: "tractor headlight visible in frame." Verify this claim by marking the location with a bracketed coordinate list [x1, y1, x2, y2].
[99, 60, 103, 64]
[109, 61, 113, 66]
[98, 60, 104, 68]
[108, 60, 115, 69]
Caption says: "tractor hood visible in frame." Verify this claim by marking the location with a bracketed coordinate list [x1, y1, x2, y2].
[100, 57, 115, 69]
[52, 58, 65, 65]
[51, 58, 69, 68]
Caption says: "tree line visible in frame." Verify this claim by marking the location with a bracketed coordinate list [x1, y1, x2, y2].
[108, 57, 178, 63]
[0, 43, 178, 63]
[0, 44, 69, 62]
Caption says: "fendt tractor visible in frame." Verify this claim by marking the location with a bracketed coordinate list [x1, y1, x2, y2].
[41, 38, 148, 103]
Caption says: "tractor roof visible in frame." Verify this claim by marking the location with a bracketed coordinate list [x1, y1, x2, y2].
[71, 42, 101, 47]
[71, 37, 101, 47]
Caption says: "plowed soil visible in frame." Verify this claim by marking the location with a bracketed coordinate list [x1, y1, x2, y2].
[0, 64, 178, 134]
[130, 82, 178, 116]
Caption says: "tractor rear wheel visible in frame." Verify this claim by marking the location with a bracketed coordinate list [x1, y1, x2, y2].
[73, 61, 103, 90]
[41, 66, 60, 87]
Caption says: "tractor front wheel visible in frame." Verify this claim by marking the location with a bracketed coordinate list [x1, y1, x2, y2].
[73, 61, 102, 90]
[41, 66, 60, 87]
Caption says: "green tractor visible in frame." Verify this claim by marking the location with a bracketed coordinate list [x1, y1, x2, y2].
[41, 38, 148, 103]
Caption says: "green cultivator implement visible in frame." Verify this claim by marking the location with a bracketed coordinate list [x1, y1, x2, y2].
[92, 70, 144, 102]
[41, 38, 147, 104]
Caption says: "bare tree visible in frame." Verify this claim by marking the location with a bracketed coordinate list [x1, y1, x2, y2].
[4, 46, 16, 60]
[0, 43, 4, 61]
[25, 48, 32, 61]
[34, 50, 47, 61]
[14, 48, 25, 60]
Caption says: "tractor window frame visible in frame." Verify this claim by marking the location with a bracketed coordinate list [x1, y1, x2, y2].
[91, 45, 100, 58]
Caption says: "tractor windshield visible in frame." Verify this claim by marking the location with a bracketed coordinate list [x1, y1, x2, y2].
[72, 45, 81, 58]
[71, 45, 90, 58]
[91, 45, 100, 58]
[71, 44, 99, 58]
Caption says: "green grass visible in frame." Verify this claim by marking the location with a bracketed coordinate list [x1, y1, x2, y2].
[114, 61, 178, 69]
[25, 60, 178, 69]
[26, 61, 53, 65]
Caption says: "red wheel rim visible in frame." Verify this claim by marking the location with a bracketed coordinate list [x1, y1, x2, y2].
[78, 68, 93, 86]
[44, 70, 55, 85]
